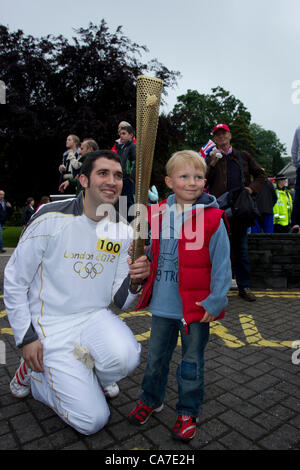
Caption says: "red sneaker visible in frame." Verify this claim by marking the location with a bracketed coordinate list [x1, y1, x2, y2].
[128, 400, 164, 425]
[172, 415, 197, 441]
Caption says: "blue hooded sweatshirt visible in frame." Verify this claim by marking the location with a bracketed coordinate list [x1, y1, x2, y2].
[149, 192, 232, 320]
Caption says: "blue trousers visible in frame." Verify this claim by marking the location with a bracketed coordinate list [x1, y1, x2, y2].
[251, 214, 274, 233]
[141, 315, 209, 417]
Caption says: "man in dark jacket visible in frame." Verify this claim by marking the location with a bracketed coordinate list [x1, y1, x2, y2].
[206, 124, 266, 301]
[0, 190, 12, 253]
[115, 125, 136, 221]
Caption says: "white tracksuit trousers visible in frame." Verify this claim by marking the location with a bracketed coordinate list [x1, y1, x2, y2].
[30, 309, 141, 435]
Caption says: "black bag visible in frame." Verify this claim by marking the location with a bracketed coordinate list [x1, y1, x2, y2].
[217, 152, 262, 228]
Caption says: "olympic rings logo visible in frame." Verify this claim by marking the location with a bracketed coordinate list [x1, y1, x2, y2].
[73, 262, 104, 279]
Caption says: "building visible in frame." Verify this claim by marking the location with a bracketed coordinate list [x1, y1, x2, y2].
[278, 161, 296, 186]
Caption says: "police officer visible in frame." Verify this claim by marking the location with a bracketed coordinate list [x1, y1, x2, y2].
[273, 174, 293, 232]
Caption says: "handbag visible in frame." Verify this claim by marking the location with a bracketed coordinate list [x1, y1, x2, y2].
[217, 152, 262, 228]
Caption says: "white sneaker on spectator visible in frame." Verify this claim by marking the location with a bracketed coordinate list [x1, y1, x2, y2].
[103, 382, 120, 399]
[10, 358, 31, 398]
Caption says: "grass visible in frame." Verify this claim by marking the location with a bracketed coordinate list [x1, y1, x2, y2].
[2, 226, 23, 248]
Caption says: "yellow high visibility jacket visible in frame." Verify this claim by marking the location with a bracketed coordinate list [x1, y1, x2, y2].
[273, 188, 293, 226]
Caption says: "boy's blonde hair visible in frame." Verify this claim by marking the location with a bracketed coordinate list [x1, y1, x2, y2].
[165, 150, 207, 176]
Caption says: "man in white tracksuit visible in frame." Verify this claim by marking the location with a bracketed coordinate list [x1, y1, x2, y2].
[4, 150, 150, 435]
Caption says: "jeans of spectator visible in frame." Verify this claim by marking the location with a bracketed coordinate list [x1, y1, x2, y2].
[251, 214, 274, 233]
[0, 224, 3, 251]
[291, 165, 300, 226]
[230, 226, 250, 289]
[141, 315, 209, 418]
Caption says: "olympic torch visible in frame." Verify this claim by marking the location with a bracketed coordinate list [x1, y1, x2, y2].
[131, 75, 163, 282]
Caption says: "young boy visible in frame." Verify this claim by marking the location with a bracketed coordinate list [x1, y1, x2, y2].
[115, 125, 136, 220]
[128, 150, 232, 441]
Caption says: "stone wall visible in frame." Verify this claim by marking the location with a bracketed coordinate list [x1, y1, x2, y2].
[248, 234, 300, 288]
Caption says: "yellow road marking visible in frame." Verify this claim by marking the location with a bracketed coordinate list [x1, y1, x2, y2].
[0, 292, 298, 348]
[0, 328, 13, 335]
[119, 311, 152, 342]
[239, 314, 293, 348]
[210, 322, 246, 348]
[120, 310, 294, 349]
[228, 291, 300, 298]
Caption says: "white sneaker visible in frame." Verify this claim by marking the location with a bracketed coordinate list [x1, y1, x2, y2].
[10, 358, 31, 398]
[103, 382, 120, 399]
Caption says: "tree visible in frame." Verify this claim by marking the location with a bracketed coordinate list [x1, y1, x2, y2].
[230, 115, 256, 155]
[249, 123, 287, 176]
[153, 113, 184, 198]
[170, 86, 251, 150]
[0, 21, 180, 206]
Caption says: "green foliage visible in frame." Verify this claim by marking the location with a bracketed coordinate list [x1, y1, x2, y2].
[249, 123, 287, 176]
[230, 115, 256, 155]
[0, 19, 288, 203]
[2, 226, 23, 247]
[170, 86, 251, 150]
[169, 87, 287, 178]
[0, 21, 180, 205]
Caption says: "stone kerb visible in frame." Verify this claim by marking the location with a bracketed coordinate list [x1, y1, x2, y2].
[247, 233, 300, 288]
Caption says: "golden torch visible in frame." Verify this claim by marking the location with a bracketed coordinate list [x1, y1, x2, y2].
[131, 75, 163, 274]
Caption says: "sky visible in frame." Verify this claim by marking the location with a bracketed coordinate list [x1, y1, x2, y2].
[2, 0, 300, 154]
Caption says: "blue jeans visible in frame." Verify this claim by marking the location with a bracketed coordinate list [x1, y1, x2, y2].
[141, 315, 209, 417]
[251, 214, 274, 233]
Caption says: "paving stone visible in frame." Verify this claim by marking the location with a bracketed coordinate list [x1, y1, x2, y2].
[258, 424, 300, 450]
[84, 429, 115, 450]
[1, 401, 29, 419]
[218, 410, 266, 440]
[0, 420, 10, 436]
[252, 412, 284, 431]
[22, 436, 55, 450]
[0, 432, 19, 450]
[217, 393, 260, 418]
[10, 413, 44, 444]
[219, 430, 261, 450]
[43, 428, 79, 450]
[63, 440, 89, 450]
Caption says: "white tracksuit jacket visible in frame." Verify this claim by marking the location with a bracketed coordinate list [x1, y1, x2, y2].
[4, 193, 141, 434]
[4, 192, 137, 347]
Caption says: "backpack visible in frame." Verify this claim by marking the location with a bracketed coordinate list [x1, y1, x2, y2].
[217, 151, 262, 229]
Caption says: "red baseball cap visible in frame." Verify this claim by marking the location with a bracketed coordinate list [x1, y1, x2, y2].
[212, 123, 231, 134]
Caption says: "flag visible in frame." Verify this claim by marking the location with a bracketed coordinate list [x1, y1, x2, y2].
[199, 140, 216, 159]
